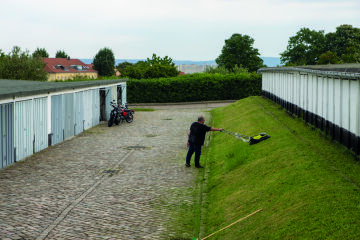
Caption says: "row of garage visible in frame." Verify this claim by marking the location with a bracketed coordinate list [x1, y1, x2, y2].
[259, 66, 360, 154]
[0, 79, 126, 169]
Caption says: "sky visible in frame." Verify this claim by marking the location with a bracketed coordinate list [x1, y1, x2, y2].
[1, 0, 360, 60]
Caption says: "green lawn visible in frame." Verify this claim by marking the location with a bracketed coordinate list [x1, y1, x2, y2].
[200, 96, 360, 240]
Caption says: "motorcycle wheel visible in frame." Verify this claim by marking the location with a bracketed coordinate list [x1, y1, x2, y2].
[114, 116, 120, 125]
[108, 115, 114, 127]
[126, 113, 133, 123]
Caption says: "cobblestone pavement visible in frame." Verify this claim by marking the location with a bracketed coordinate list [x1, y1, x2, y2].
[0, 103, 230, 240]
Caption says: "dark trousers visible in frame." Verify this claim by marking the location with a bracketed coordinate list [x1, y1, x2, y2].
[186, 143, 202, 166]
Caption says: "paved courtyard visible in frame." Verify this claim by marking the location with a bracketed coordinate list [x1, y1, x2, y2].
[0, 102, 231, 240]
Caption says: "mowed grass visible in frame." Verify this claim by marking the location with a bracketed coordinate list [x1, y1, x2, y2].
[201, 96, 360, 240]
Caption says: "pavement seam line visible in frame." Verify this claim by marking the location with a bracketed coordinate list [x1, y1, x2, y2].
[36, 150, 135, 240]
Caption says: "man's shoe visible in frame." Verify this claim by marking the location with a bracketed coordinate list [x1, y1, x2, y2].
[195, 165, 204, 168]
[185, 163, 191, 167]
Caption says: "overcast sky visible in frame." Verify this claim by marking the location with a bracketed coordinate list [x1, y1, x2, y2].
[1, 0, 359, 60]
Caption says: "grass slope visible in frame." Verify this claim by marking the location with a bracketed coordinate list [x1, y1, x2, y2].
[201, 96, 360, 239]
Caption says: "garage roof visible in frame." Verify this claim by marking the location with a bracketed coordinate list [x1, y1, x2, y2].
[0, 79, 126, 101]
[300, 63, 360, 73]
[258, 63, 360, 79]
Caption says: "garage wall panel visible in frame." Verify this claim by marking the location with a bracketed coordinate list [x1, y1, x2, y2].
[51, 95, 63, 145]
[75, 91, 84, 135]
[92, 89, 100, 126]
[63, 93, 75, 140]
[33, 97, 48, 152]
[0, 103, 14, 168]
[15, 100, 34, 161]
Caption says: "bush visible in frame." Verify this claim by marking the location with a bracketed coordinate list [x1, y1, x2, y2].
[127, 72, 262, 103]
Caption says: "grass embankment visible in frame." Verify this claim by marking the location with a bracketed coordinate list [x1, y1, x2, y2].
[201, 96, 360, 239]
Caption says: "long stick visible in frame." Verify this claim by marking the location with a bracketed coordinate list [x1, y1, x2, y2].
[200, 208, 263, 240]
[221, 129, 250, 143]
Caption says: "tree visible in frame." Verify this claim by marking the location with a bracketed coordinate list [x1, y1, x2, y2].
[146, 54, 176, 66]
[216, 33, 264, 72]
[143, 64, 179, 79]
[281, 25, 360, 66]
[143, 54, 179, 78]
[121, 65, 144, 79]
[325, 25, 360, 63]
[317, 51, 340, 65]
[55, 50, 69, 58]
[280, 28, 326, 66]
[120, 54, 179, 79]
[341, 46, 360, 63]
[0, 46, 47, 81]
[32, 47, 49, 58]
[93, 47, 115, 76]
[116, 61, 133, 72]
[0, 50, 7, 79]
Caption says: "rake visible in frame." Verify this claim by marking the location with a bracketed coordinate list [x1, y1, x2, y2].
[221, 129, 251, 143]
[221, 129, 271, 145]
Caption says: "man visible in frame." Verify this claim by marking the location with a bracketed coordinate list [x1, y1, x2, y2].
[186, 116, 223, 168]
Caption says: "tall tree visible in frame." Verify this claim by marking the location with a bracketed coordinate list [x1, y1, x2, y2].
[216, 33, 263, 72]
[281, 25, 360, 66]
[32, 47, 49, 58]
[55, 50, 69, 58]
[325, 24, 360, 63]
[93, 47, 115, 76]
[280, 28, 326, 66]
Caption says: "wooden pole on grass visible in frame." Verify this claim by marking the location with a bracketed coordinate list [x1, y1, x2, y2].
[199, 208, 263, 240]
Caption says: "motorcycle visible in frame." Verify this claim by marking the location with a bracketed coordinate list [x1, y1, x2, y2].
[120, 104, 135, 123]
[108, 101, 135, 127]
[108, 100, 121, 127]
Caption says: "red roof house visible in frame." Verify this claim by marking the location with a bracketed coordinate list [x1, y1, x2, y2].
[42, 58, 98, 81]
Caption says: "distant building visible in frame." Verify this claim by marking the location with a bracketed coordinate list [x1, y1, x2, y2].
[177, 64, 217, 74]
[115, 69, 121, 76]
[43, 58, 98, 81]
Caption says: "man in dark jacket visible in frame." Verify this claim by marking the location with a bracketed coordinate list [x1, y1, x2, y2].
[186, 116, 223, 168]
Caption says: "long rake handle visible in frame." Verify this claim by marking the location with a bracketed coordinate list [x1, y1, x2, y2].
[221, 129, 250, 143]
[200, 208, 263, 240]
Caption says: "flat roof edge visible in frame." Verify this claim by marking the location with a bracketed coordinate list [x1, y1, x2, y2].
[258, 67, 360, 79]
[0, 79, 128, 101]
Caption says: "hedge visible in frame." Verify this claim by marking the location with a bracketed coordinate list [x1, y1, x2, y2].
[127, 73, 262, 103]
